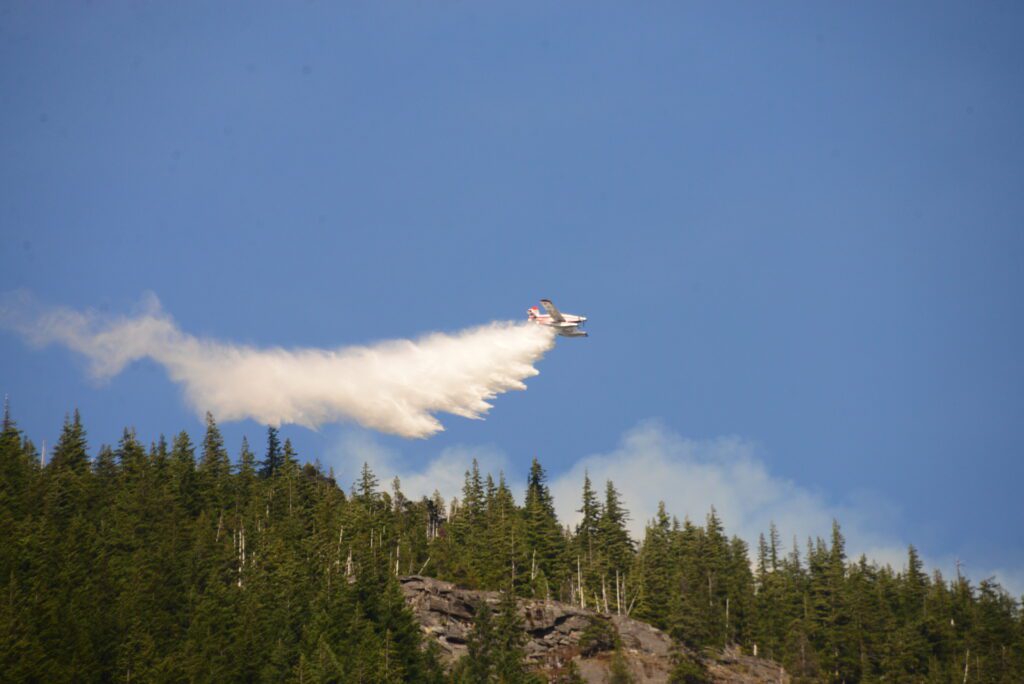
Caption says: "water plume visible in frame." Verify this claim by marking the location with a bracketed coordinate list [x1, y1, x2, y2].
[0, 292, 556, 438]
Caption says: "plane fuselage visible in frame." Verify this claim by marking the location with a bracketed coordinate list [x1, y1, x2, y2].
[527, 300, 588, 337]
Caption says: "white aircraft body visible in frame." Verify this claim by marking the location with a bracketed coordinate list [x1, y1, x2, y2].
[527, 299, 588, 337]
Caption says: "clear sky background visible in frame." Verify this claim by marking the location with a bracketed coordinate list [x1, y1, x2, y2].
[2, 3, 1022, 591]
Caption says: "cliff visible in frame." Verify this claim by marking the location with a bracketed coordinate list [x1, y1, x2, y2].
[400, 575, 789, 683]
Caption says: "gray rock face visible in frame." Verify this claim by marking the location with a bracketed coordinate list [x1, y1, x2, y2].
[400, 575, 598, 663]
[705, 646, 791, 684]
[400, 575, 788, 684]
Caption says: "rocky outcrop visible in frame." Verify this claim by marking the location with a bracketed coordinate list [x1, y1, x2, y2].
[400, 575, 788, 683]
[704, 646, 789, 684]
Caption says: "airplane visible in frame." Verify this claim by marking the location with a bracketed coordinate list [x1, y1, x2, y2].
[527, 299, 588, 337]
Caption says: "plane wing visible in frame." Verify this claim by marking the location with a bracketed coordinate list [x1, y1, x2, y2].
[539, 299, 564, 322]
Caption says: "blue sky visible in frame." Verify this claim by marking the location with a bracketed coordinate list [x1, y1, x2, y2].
[2, 3, 1022, 590]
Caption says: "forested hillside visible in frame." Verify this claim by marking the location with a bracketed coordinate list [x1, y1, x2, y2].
[1, 407, 1021, 682]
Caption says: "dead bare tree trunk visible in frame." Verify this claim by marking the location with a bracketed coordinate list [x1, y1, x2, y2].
[626, 587, 639, 616]
[725, 596, 730, 645]
[616, 569, 622, 615]
[237, 523, 246, 588]
[577, 557, 585, 609]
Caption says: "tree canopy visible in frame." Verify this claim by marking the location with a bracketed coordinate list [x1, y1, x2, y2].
[1, 407, 1020, 682]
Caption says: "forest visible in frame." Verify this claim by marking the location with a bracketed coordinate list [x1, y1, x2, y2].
[1, 406, 1021, 682]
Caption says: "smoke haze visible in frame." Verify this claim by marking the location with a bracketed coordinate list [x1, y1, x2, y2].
[0, 292, 556, 438]
[332, 423, 1024, 597]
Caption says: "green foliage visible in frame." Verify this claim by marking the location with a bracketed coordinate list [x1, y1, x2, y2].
[523, 458, 567, 597]
[259, 425, 282, 478]
[453, 590, 539, 684]
[493, 588, 531, 682]
[608, 648, 634, 683]
[1, 406, 1021, 682]
[579, 615, 619, 656]
[669, 651, 710, 684]
[0, 409, 442, 682]
[459, 600, 498, 682]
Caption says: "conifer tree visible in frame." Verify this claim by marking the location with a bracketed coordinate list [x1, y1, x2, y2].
[357, 461, 379, 502]
[725, 535, 755, 645]
[259, 425, 282, 478]
[198, 412, 231, 511]
[462, 600, 497, 682]
[169, 430, 197, 515]
[493, 587, 532, 683]
[50, 410, 89, 473]
[768, 522, 781, 572]
[93, 444, 118, 495]
[634, 502, 674, 630]
[449, 459, 488, 585]
[573, 472, 603, 608]
[809, 520, 855, 680]
[598, 479, 635, 614]
[670, 517, 709, 648]
[3, 408, 1023, 682]
[522, 458, 566, 599]
[150, 433, 169, 473]
[234, 435, 257, 507]
[484, 473, 526, 591]
[576, 472, 601, 566]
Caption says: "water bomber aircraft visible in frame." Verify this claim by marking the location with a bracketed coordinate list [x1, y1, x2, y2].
[527, 299, 588, 337]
